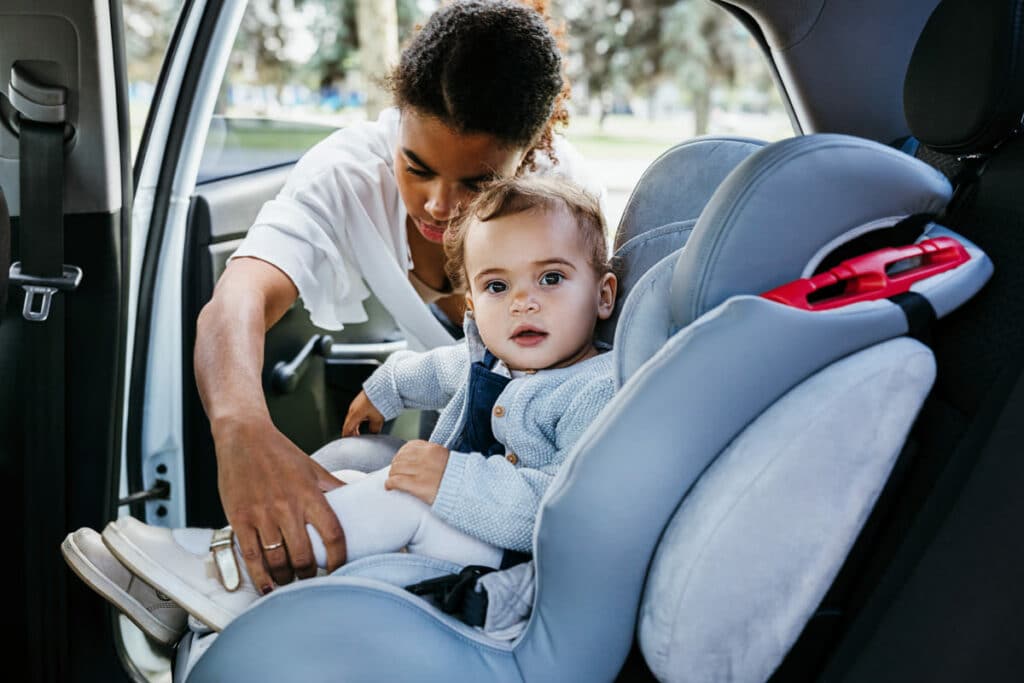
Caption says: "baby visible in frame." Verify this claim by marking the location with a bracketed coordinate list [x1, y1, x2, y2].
[61, 175, 618, 641]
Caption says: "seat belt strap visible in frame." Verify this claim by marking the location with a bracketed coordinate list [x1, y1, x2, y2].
[9, 68, 72, 681]
[8, 68, 80, 322]
[0, 186, 9, 315]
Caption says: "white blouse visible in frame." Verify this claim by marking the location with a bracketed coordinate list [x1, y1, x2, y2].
[231, 108, 604, 350]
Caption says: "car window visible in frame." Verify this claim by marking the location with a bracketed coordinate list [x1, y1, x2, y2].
[207, 0, 789, 224]
[198, 0, 421, 184]
[559, 0, 792, 228]
[123, 0, 187, 160]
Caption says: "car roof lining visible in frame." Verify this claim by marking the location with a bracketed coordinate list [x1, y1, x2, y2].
[724, 0, 942, 142]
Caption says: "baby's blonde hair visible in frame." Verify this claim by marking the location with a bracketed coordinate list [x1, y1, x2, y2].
[444, 176, 611, 291]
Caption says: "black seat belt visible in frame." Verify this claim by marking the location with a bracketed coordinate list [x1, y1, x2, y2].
[0, 185, 9, 317]
[7, 66, 78, 682]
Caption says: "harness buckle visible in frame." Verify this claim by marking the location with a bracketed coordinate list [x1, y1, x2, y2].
[9, 262, 82, 322]
[405, 564, 496, 627]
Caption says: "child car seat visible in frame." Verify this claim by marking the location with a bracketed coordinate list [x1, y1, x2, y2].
[175, 132, 769, 677]
[181, 134, 990, 682]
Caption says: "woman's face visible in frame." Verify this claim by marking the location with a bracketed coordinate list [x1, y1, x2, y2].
[395, 109, 526, 244]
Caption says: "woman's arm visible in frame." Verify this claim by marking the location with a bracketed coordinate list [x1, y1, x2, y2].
[194, 257, 348, 591]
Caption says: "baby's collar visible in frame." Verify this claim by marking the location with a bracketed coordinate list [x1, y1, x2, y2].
[462, 311, 488, 362]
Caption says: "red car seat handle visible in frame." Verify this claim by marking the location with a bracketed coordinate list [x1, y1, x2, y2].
[762, 237, 970, 311]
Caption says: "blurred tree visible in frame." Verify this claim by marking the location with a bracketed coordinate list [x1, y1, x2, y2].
[356, 0, 399, 118]
[556, 0, 759, 134]
[231, 0, 419, 112]
[660, 1, 738, 134]
[122, 0, 180, 82]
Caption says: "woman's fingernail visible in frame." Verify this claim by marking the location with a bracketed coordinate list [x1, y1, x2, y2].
[261, 585, 273, 595]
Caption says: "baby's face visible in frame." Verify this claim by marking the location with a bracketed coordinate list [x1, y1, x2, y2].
[463, 206, 616, 371]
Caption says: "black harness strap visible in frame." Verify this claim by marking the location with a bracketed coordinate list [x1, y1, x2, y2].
[889, 291, 937, 344]
[405, 564, 496, 627]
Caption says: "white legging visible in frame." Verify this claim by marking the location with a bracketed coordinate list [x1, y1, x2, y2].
[305, 466, 504, 569]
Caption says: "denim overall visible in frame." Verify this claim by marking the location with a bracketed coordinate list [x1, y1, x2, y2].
[449, 350, 531, 569]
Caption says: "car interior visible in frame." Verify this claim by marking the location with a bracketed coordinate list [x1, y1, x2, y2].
[2, 0, 1022, 681]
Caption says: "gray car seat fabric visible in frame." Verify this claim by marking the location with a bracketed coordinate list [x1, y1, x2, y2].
[639, 337, 935, 682]
[183, 135, 991, 683]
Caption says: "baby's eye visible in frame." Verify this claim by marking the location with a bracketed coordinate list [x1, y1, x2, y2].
[484, 281, 507, 294]
[406, 166, 431, 178]
[540, 272, 564, 286]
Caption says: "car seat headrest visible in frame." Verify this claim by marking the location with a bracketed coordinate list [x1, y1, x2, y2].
[597, 136, 766, 344]
[669, 134, 952, 328]
[904, 0, 1024, 155]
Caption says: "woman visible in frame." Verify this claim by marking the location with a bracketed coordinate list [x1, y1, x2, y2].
[194, 0, 603, 597]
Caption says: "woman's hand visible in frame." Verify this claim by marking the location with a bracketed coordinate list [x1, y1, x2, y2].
[214, 417, 346, 593]
[385, 440, 450, 504]
[342, 390, 385, 436]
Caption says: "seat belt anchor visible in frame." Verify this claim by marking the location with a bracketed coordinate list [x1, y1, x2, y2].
[8, 261, 82, 322]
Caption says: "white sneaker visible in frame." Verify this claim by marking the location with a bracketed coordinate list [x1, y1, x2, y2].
[61, 527, 188, 645]
[101, 517, 261, 632]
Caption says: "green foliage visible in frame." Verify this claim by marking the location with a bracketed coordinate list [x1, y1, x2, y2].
[122, 0, 781, 128]
[555, 0, 780, 131]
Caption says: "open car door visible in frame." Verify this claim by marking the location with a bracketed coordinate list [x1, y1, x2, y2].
[127, 0, 411, 543]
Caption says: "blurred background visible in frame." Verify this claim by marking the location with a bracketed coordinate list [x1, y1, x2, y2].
[124, 0, 792, 231]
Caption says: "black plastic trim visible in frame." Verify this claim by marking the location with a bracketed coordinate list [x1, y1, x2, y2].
[132, 0, 197, 191]
[715, 1, 804, 136]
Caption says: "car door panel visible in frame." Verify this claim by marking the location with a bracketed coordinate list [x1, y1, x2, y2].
[181, 162, 404, 527]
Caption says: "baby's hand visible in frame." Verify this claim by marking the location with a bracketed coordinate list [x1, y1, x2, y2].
[341, 390, 385, 436]
[385, 440, 449, 505]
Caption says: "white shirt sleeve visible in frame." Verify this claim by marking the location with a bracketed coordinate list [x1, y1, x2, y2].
[230, 109, 407, 331]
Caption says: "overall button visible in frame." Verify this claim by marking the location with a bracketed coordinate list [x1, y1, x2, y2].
[506, 452, 518, 465]
[493, 405, 505, 417]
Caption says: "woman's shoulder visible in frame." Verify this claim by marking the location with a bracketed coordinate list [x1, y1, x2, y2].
[287, 108, 400, 184]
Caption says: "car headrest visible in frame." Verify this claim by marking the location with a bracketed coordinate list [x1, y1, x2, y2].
[669, 134, 952, 329]
[596, 136, 766, 344]
[904, 0, 1024, 154]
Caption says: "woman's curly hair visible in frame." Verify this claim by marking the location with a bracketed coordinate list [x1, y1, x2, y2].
[388, 0, 571, 171]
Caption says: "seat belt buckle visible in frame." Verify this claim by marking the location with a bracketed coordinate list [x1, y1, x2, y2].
[9, 261, 82, 322]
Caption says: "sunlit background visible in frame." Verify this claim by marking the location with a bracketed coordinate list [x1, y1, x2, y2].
[124, 0, 791, 232]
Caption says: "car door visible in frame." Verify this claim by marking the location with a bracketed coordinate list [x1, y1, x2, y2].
[128, 1, 416, 538]
[0, 0, 132, 680]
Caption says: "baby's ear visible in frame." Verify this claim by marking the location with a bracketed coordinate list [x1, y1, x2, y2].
[597, 272, 617, 320]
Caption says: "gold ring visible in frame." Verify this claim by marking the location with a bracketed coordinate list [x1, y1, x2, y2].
[262, 541, 284, 551]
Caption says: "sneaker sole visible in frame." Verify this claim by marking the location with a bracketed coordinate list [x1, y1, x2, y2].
[61, 532, 182, 645]
[102, 522, 237, 633]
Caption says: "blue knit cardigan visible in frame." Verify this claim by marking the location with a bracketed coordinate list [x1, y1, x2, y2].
[362, 318, 616, 552]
